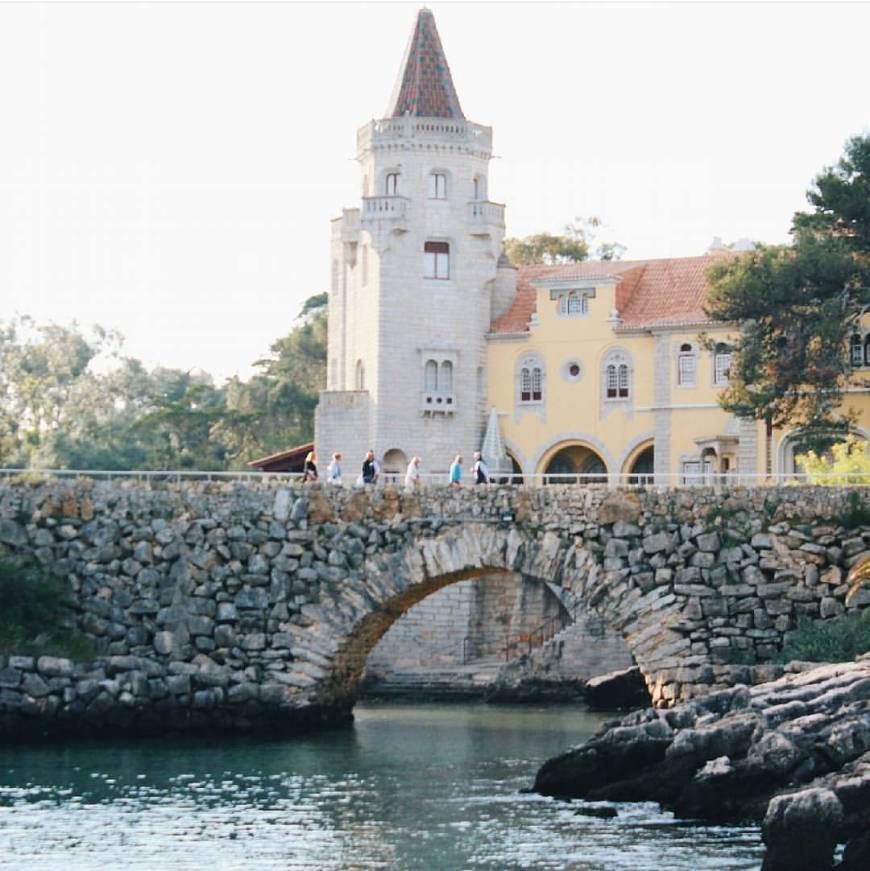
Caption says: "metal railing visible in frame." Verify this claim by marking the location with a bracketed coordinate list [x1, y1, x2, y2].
[503, 605, 577, 662]
[1, 468, 869, 489]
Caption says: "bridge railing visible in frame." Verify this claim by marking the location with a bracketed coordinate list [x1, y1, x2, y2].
[3, 468, 870, 488]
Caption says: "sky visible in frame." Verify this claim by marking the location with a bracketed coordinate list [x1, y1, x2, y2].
[2, 0, 869, 381]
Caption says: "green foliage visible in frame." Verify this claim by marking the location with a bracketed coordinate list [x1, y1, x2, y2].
[0, 558, 95, 660]
[705, 134, 870, 450]
[0, 291, 328, 472]
[773, 614, 870, 664]
[796, 436, 870, 485]
[503, 217, 625, 266]
[833, 491, 870, 529]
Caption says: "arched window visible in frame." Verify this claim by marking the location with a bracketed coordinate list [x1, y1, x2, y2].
[424, 360, 438, 392]
[852, 334, 864, 367]
[677, 342, 697, 387]
[472, 175, 486, 201]
[559, 292, 588, 316]
[428, 172, 447, 200]
[517, 354, 544, 404]
[602, 349, 632, 401]
[713, 342, 732, 385]
[385, 172, 399, 196]
[423, 241, 450, 279]
[439, 361, 453, 394]
[355, 360, 365, 391]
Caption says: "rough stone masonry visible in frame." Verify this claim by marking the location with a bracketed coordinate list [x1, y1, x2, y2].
[0, 477, 868, 740]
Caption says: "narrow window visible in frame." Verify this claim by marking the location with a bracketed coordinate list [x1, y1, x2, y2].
[678, 343, 697, 386]
[852, 334, 864, 367]
[428, 172, 447, 200]
[440, 361, 453, 394]
[531, 367, 543, 401]
[385, 173, 399, 196]
[423, 241, 450, 279]
[424, 360, 438, 392]
[355, 360, 365, 391]
[714, 343, 732, 385]
[606, 364, 618, 399]
[520, 367, 531, 402]
[361, 244, 368, 286]
[863, 334, 870, 367]
[618, 364, 630, 398]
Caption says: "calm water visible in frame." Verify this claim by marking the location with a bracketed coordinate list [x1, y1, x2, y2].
[0, 702, 763, 870]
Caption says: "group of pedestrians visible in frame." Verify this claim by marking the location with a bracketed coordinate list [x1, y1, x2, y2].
[300, 450, 490, 488]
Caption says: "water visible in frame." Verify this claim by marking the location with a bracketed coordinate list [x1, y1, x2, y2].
[0, 702, 764, 870]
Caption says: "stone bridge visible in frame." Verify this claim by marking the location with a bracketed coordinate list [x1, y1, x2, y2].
[0, 478, 868, 738]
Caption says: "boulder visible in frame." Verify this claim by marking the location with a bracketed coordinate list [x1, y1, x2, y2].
[584, 666, 650, 710]
[597, 491, 642, 525]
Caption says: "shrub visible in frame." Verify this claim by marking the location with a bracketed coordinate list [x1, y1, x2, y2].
[835, 491, 870, 529]
[0, 558, 95, 660]
[796, 436, 870, 485]
[773, 614, 870, 664]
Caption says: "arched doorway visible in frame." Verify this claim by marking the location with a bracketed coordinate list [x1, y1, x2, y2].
[381, 449, 408, 483]
[626, 444, 654, 485]
[543, 444, 607, 485]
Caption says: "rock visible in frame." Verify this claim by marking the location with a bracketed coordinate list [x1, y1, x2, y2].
[37, 656, 74, 677]
[584, 666, 651, 710]
[0, 519, 26, 546]
[273, 489, 292, 522]
[573, 805, 618, 819]
[153, 631, 176, 655]
[597, 491, 642, 525]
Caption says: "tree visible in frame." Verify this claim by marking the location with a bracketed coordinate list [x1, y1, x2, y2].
[503, 217, 625, 266]
[705, 134, 870, 463]
[796, 436, 870, 485]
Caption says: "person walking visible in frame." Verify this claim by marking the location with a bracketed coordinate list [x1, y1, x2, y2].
[303, 451, 318, 483]
[472, 451, 489, 485]
[405, 456, 422, 489]
[361, 450, 379, 485]
[327, 452, 342, 485]
[449, 454, 463, 487]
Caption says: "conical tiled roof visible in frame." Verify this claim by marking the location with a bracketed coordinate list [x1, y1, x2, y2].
[388, 8, 465, 119]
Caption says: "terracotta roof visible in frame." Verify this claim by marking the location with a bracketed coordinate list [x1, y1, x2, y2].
[490, 252, 733, 334]
[388, 9, 465, 119]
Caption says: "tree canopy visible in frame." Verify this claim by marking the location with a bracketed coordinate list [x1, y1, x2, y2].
[503, 217, 626, 266]
[705, 134, 870, 455]
[0, 293, 328, 472]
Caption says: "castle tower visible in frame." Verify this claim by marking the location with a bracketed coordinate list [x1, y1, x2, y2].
[316, 8, 506, 478]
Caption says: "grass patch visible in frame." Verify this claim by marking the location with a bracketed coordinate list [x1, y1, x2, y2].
[0, 558, 96, 660]
[773, 614, 870, 664]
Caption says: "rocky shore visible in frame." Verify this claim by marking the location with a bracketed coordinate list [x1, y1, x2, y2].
[534, 656, 870, 870]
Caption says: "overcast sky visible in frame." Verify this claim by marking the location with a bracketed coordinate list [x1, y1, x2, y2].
[2, 1, 869, 380]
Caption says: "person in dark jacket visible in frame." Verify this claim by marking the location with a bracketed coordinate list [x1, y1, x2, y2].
[361, 450, 379, 485]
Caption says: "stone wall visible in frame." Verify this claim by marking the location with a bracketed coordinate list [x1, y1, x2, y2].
[0, 478, 868, 739]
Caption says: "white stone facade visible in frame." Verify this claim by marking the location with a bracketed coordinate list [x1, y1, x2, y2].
[316, 23, 508, 473]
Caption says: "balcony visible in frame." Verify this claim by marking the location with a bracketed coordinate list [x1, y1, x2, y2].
[420, 391, 455, 415]
[468, 200, 505, 229]
[361, 196, 409, 226]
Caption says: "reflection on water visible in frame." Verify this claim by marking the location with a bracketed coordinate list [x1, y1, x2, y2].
[0, 702, 763, 870]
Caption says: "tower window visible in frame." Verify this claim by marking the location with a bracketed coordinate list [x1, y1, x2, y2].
[428, 173, 448, 200]
[424, 359, 438, 391]
[423, 241, 450, 279]
[385, 173, 399, 196]
[355, 360, 365, 390]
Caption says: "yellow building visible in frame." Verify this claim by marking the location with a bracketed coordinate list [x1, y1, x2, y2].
[486, 254, 870, 484]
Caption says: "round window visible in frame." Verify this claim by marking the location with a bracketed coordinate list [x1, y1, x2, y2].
[562, 360, 583, 383]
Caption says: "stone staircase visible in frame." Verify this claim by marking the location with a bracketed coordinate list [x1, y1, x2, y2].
[359, 658, 506, 699]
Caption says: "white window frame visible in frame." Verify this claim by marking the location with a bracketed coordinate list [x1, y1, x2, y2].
[602, 350, 632, 402]
[517, 354, 545, 406]
[558, 292, 589, 317]
[385, 172, 399, 196]
[677, 343, 698, 388]
[851, 334, 864, 368]
[713, 345, 732, 385]
[423, 242, 450, 280]
[428, 172, 448, 200]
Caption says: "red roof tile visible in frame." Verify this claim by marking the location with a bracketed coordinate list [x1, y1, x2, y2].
[389, 9, 465, 119]
[490, 252, 733, 334]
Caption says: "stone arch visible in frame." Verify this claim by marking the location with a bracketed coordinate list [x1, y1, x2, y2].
[381, 449, 408, 483]
[620, 435, 655, 476]
[531, 432, 617, 480]
[776, 425, 870, 477]
[537, 438, 609, 485]
[292, 523, 684, 714]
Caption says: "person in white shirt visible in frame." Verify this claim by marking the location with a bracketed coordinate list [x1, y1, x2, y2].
[327, 452, 342, 485]
[405, 456, 422, 489]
